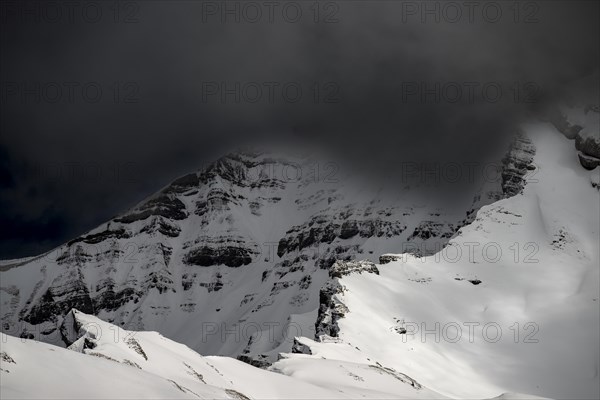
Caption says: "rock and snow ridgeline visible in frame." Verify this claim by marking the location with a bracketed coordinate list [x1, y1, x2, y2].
[0, 137, 535, 363]
[1, 111, 599, 398]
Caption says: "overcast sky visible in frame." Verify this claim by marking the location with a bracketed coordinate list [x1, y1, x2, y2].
[1, 1, 598, 258]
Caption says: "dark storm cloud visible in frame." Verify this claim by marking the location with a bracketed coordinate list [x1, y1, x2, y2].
[0, 1, 598, 258]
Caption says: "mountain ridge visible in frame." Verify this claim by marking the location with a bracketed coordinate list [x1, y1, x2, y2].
[0, 137, 532, 365]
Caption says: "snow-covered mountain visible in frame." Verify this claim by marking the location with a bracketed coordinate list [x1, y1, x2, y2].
[0, 139, 526, 363]
[308, 123, 599, 399]
[1, 104, 599, 398]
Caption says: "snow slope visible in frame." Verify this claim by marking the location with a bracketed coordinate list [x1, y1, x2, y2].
[1, 309, 445, 399]
[293, 123, 599, 399]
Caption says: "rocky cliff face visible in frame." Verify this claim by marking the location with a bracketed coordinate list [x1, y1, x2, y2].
[547, 106, 600, 170]
[0, 139, 535, 364]
[543, 73, 600, 171]
[315, 260, 379, 339]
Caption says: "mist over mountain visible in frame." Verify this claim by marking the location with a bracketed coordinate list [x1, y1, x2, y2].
[1, 1, 599, 399]
[1, 0, 598, 258]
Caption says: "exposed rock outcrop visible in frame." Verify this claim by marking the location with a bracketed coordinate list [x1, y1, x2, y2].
[547, 103, 600, 170]
[315, 260, 379, 339]
[501, 134, 537, 197]
[379, 254, 403, 264]
[579, 153, 600, 170]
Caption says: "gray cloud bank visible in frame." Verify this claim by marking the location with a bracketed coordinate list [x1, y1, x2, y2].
[0, 1, 598, 258]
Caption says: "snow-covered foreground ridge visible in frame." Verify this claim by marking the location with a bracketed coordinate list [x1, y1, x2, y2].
[1, 119, 599, 399]
[1, 309, 544, 399]
[0, 309, 443, 399]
